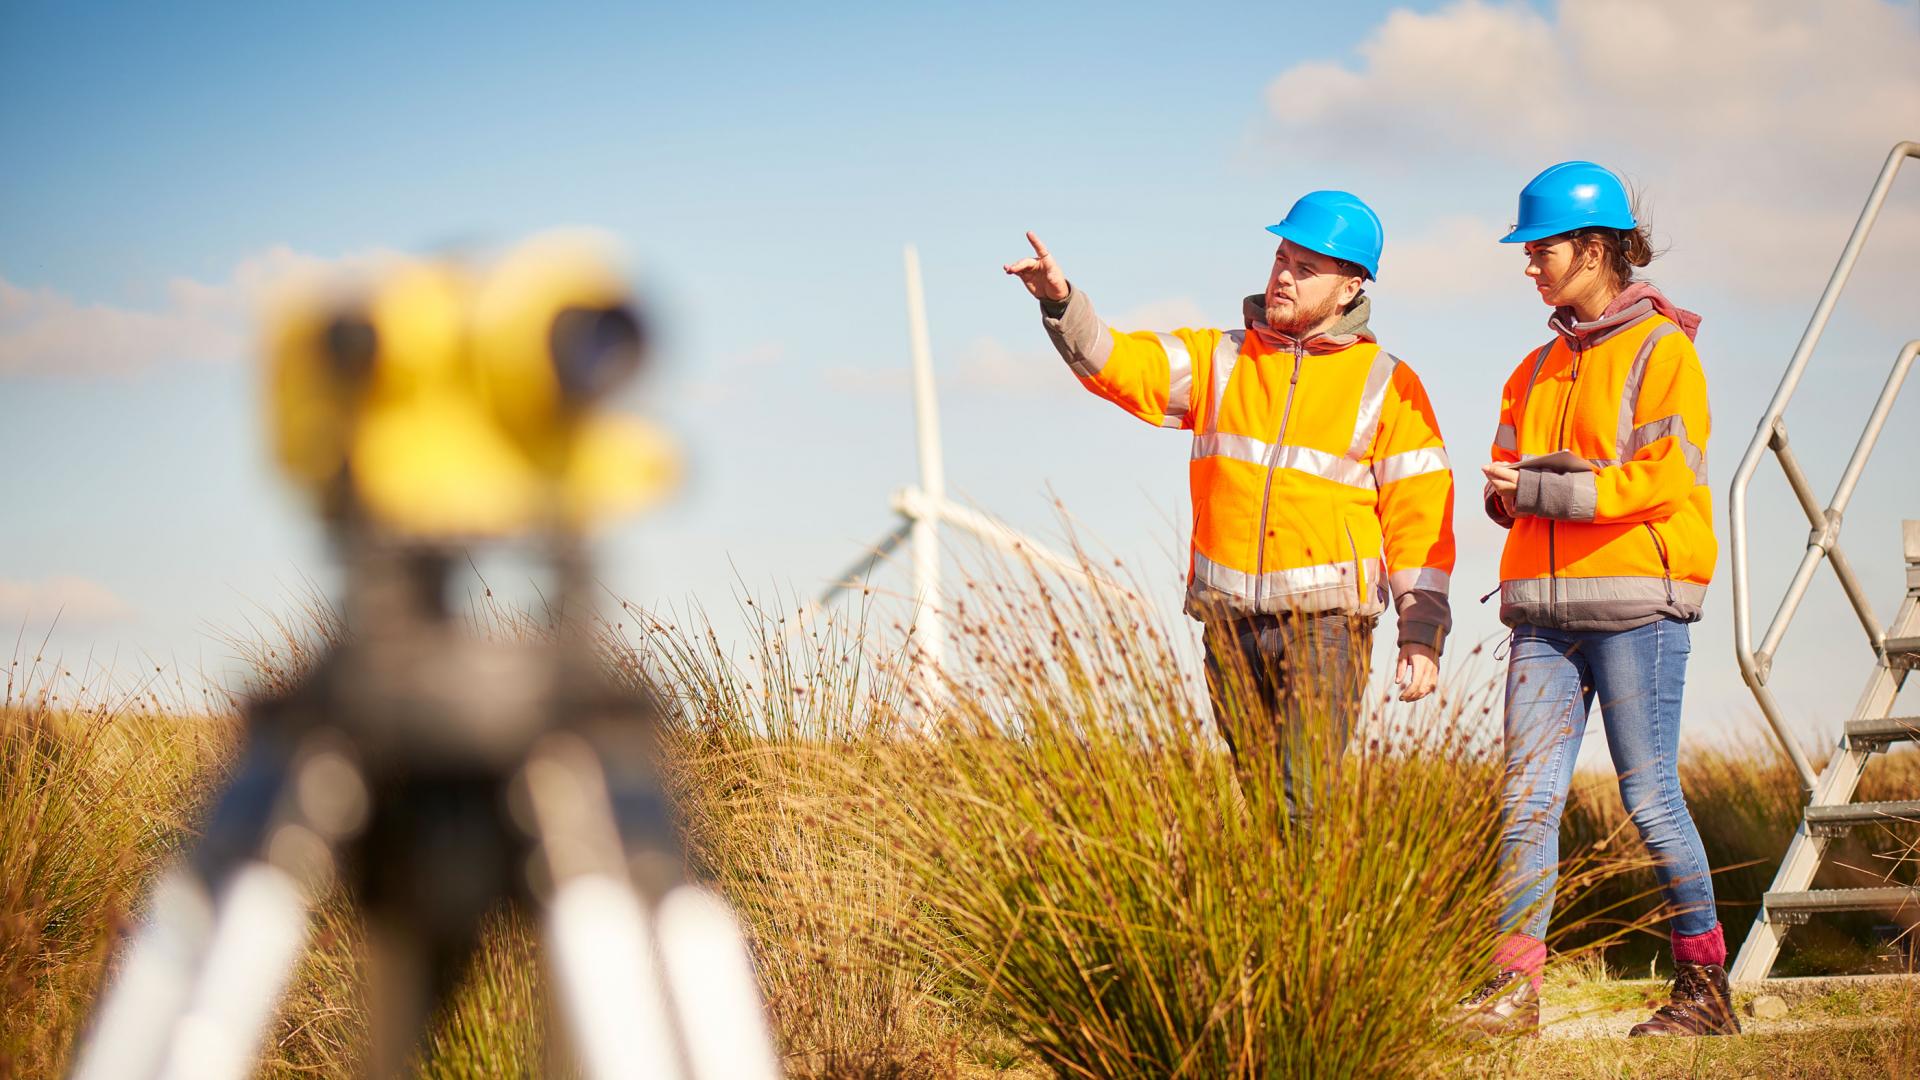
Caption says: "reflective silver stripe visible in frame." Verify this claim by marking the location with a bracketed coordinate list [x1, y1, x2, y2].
[1500, 576, 1708, 606]
[1346, 348, 1400, 460]
[1615, 322, 1678, 459]
[1200, 331, 1243, 435]
[1373, 446, 1450, 485]
[1624, 414, 1709, 485]
[1284, 445, 1373, 488]
[1191, 550, 1389, 613]
[1191, 432, 1268, 468]
[1625, 414, 1688, 454]
[1388, 567, 1450, 597]
[1154, 332, 1194, 429]
[1514, 342, 1555, 426]
[1494, 424, 1517, 453]
[1192, 433, 1375, 489]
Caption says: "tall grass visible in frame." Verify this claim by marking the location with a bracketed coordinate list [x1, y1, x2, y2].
[617, 596, 967, 1077]
[796, 557, 1662, 1079]
[0, 658, 232, 1076]
[5, 554, 1916, 1077]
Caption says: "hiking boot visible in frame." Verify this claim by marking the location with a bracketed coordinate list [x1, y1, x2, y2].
[1452, 969, 1540, 1040]
[1628, 962, 1741, 1037]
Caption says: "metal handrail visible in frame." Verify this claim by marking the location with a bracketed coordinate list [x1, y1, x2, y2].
[1729, 139, 1920, 791]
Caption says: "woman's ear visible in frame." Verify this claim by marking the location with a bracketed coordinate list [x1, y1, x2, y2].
[1583, 236, 1607, 272]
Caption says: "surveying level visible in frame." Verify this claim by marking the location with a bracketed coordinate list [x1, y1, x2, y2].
[69, 235, 783, 1080]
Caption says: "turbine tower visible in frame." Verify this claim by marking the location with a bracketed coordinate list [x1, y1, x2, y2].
[818, 245, 1144, 704]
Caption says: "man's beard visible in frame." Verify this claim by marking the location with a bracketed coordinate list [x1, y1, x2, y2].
[1265, 290, 1342, 337]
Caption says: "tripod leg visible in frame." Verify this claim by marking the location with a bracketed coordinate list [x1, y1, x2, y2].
[68, 871, 216, 1080]
[69, 733, 364, 1080]
[548, 874, 684, 1079]
[525, 731, 782, 1080]
[69, 859, 316, 1080]
[154, 860, 315, 1080]
[522, 734, 685, 1079]
[652, 884, 782, 1080]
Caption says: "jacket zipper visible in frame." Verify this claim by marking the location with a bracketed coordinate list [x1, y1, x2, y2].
[1252, 340, 1304, 591]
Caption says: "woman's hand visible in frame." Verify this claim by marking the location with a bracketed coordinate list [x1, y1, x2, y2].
[1483, 462, 1520, 517]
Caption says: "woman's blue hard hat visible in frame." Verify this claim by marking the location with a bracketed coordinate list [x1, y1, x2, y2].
[1501, 161, 1636, 244]
[1266, 190, 1383, 280]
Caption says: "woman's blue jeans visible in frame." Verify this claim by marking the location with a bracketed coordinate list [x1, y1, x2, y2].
[1498, 618, 1718, 938]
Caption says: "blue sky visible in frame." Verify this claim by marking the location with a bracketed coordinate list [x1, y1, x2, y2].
[5, 1, 1919, 766]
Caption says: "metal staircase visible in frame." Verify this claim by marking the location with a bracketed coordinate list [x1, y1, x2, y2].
[1727, 140, 1920, 983]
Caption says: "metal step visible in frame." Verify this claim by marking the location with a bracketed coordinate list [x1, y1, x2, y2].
[1887, 634, 1920, 668]
[1846, 716, 1920, 748]
[1803, 799, 1920, 835]
[1763, 887, 1920, 925]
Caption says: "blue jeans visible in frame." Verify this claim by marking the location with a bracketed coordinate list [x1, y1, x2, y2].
[1498, 619, 1718, 938]
[1203, 611, 1374, 821]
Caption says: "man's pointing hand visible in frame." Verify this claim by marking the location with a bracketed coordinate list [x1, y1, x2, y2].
[1003, 231, 1070, 303]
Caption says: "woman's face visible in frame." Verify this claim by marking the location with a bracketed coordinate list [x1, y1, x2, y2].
[1522, 236, 1596, 308]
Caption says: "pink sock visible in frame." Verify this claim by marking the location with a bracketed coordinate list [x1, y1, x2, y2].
[1671, 923, 1727, 967]
[1493, 932, 1547, 992]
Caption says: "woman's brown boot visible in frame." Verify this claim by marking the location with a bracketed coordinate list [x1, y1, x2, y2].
[1628, 962, 1741, 1036]
[1452, 969, 1541, 1039]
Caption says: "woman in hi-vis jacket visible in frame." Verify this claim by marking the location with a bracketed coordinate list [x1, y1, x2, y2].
[1455, 162, 1737, 1039]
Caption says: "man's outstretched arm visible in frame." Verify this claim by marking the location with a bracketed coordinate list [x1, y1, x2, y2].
[1005, 231, 1216, 430]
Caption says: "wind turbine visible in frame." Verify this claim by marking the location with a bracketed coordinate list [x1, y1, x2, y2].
[817, 245, 1145, 700]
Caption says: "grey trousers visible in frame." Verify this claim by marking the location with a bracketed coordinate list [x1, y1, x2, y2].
[1202, 611, 1376, 820]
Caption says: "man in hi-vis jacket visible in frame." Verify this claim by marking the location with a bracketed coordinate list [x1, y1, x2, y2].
[1004, 192, 1455, 816]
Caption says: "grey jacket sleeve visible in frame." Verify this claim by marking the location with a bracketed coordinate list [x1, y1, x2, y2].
[1483, 479, 1515, 529]
[1395, 590, 1451, 654]
[1515, 468, 1598, 522]
[1038, 285, 1113, 378]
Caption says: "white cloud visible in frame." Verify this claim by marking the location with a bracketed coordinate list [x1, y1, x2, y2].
[1379, 215, 1519, 298]
[1264, 0, 1920, 303]
[0, 575, 135, 626]
[949, 336, 1077, 398]
[2, 244, 402, 377]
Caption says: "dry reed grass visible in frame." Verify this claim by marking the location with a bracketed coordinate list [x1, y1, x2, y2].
[3, 556, 1915, 1077]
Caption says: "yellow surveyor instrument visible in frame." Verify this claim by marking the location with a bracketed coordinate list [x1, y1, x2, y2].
[265, 234, 679, 537]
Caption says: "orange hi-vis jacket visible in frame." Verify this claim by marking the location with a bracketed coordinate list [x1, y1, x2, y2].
[1485, 293, 1713, 631]
[1041, 288, 1455, 652]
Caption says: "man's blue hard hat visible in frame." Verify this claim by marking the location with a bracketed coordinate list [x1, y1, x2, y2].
[1265, 190, 1383, 280]
[1500, 161, 1636, 244]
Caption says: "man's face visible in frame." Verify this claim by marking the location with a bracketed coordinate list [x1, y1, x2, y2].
[1265, 240, 1362, 335]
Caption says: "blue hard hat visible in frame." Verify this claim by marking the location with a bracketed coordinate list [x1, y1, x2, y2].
[1265, 190, 1383, 280]
[1500, 161, 1636, 244]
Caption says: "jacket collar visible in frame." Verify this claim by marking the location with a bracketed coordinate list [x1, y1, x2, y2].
[1243, 293, 1377, 354]
[1548, 281, 1701, 349]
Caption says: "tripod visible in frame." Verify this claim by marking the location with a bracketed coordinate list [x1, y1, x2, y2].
[67, 241, 782, 1079]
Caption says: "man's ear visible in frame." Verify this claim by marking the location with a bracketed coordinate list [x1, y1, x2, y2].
[1338, 275, 1364, 306]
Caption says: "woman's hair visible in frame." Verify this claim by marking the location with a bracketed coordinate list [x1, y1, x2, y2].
[1564, 192, 1659, 288]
